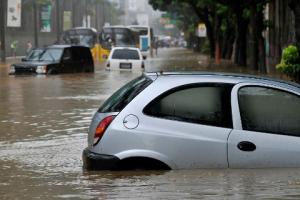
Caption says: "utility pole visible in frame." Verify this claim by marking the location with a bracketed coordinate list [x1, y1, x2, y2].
[0, 0, 6, 62]
[95, 2, 99, 30]
[33, 0, 38, 47]
[56, 0, 60, 42]
[85, 0, 88, 27]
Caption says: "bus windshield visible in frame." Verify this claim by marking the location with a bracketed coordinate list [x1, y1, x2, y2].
[61, 28, 97, 48]
[129, 27, 148, 36]
[100, 27, 136, 50]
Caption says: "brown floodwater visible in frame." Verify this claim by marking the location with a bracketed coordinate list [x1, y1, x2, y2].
[0, 48, 299, 199]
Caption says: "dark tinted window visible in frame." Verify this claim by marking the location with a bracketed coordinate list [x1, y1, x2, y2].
[144, 84, 233, 128]
[71, 48, 81, 61]
[83, 48, 93, 64]
[99, 75, 153, 113]
[72, 47, 92, 63]
[239, 86, 300, 136]
[112, 49, 140, 60]
[62, 48, 72, 60]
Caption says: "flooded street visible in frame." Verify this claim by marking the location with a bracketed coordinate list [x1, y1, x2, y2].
[1, 48, 300, 199]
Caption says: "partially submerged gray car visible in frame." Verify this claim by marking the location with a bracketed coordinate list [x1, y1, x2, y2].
[83, 72, 300, 170]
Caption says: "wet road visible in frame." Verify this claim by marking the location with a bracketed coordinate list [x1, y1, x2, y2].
[1, 48, 300, 199]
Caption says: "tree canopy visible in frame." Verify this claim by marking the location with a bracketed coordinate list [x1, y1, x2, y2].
[149, 0, 271, 71]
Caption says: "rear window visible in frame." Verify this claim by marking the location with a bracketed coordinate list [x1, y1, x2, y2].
[98, 75, 153, 113]
[73, 47, 93, 63]
[112, 49, 140, 60]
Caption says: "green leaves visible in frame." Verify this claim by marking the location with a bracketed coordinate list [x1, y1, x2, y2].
[276, 45, 300, 80]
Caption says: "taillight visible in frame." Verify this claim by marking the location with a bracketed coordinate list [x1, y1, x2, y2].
[93, 115, 115, 146]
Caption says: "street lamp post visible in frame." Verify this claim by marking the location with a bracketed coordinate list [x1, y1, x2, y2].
[85, 0, 88, 27]
[56, 0, 60, 42]
[33, 0, 38, 47]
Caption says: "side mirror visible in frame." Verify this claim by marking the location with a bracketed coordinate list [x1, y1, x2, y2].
[143, 55, 147, 60]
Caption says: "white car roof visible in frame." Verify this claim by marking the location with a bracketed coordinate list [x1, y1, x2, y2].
[111, 47, 141, 52]
[144, 72, 300, 92]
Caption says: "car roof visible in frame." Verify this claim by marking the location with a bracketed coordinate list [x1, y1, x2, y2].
[144, 71, 300, 91]
[111, 47, 140, 51]
[128, 25, 150, 29]
[71, 27, 97, 32]
[103, 25, 128, 29]
[46, 45, 89, 49]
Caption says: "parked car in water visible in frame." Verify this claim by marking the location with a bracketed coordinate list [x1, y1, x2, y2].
[9, 45, 94, 75]
[83, 72, 300, 170]
[106, 47, 145, 71]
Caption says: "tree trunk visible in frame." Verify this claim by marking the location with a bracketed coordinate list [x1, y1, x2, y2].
[234, 9, 248, 66]
[249, 2, 259, 70]
[222, 18, 235, 59]
[202, 9, 215, 58]
[257, 8, 266, 73]
[214, 14, 222, 64]
[289, 0, 300, 50]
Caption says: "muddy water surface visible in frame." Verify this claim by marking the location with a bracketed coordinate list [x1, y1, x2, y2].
[0, 48, 299, 199]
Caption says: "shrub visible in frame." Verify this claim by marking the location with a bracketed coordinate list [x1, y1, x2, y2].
[276, 45, 300, 82]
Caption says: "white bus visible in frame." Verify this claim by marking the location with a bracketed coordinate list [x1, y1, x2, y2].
[128, 25, 153, 58]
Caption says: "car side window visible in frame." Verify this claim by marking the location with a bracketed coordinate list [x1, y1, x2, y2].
[71, 48, 80, 61]
[238, 86, 300, 136]
[62, 48, 72, 61]
[144, 84, 233, 128]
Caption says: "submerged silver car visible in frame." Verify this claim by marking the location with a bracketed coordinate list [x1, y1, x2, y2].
[83, 72, 300, 170]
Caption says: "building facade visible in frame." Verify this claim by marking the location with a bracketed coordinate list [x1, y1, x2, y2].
[0, 0, 118, 57]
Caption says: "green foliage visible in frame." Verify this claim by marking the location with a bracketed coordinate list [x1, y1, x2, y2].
[276, 45, 300, 80]
[201, 39, 210, 54]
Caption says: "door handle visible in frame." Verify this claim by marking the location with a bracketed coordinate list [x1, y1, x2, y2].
[237, 141, 256, 152]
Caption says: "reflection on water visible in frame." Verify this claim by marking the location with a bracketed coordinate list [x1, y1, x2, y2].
[0, 48, 299, 199]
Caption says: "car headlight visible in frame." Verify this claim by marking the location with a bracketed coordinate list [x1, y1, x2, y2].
[9, 65, 15, 74]
[36, 65, 47, 74]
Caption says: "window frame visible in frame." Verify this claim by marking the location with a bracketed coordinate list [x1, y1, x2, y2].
[231, 82, 300, 135]
[143, 83, 234, 128]
[98, 75, 153, 113]
[111, 49, 141, 60]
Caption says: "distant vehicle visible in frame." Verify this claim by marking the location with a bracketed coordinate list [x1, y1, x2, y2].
[106, 47, 145, 71]
[83, 72, 300, 170]
[9, 45, 94, 75]
[99, 26, 137, 61]
[128, 25, 153, 58]
[60, 27, 98, 61]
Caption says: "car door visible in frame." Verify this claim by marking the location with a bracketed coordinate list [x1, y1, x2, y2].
[138, 83, 234, 169]
[71, 47, 83, 72]
[61, 48, 73, 73]
[228, 83, 300, 168]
